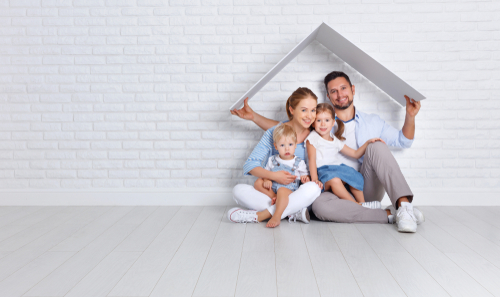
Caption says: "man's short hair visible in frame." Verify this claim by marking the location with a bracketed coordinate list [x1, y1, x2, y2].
[323, 71, 352, 92]
[273, 124, 297, 144]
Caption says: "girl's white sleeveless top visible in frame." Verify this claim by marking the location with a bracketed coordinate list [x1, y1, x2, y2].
[305, 131, 345, 168]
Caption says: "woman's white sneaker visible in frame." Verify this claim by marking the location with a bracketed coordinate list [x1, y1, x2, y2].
[396, 202, 417, 233]
[227, 208, 258, 223]
[288, 208, 310, 224]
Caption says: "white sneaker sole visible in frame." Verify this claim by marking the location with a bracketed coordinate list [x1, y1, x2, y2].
[397, 222, 417, 233]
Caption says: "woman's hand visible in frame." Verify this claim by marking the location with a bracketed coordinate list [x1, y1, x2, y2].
[272, 171, 297, 185]
[230, 97, 254, 121]
[300, 175, 310, 183]
[263, 179, 272, 189]
[312, 179, 323, 189]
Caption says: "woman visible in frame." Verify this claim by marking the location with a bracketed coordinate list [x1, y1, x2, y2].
[228, 87, 322, 224]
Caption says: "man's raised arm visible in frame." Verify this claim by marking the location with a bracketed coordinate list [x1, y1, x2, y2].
[230, 98, 280, 131]
[401, 95, 421, 140]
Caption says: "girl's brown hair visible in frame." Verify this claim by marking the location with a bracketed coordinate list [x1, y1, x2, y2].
[285, 87, 318, 121]
[315, 103, 345, 141]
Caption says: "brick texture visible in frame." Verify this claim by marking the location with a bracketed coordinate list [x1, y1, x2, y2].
[0, 1, 499, 190]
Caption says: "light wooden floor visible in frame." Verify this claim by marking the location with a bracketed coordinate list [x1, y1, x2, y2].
[0, 206, 500, 297]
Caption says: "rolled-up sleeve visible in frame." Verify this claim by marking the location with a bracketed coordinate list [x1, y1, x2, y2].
[243, 129, 274, 176]
[380, 119, 414, 149]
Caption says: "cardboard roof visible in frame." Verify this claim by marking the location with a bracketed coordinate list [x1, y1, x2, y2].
[229, 22, 426, 110]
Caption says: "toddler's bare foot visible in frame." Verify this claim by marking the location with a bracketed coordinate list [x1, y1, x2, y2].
[266, 217, 280, 228]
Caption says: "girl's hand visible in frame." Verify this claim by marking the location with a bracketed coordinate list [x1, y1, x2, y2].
[230, 97, 254, 121]
[263, 179, 272, 189]
[272, 171, 297, 185]
[312, 179, 323, 189]
[270, 197, 276, 205]
[367, 138, 386, 144]
[301, 175, 310, 183]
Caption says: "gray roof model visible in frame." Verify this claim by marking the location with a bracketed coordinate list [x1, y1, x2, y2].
[230, 22, 426, 110]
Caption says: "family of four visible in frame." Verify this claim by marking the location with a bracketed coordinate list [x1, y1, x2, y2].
[228, 71, 424, 233]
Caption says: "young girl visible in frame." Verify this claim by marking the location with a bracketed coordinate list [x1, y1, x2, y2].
[254, 124, 310, 227]
[306, 103, 384, 208]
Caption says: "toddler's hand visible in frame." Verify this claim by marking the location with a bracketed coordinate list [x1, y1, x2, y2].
[263, 180, 272, 189]
[271, 197, 276, 205]
[301, 175, 310, 183]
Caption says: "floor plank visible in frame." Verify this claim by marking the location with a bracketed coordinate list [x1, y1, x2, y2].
[0, 206, 497, 297]
[0, 207, 91, 252]
[0, 222, 83, 282]
[149, 206, 226, 297]
[466, 206, 500, 229]
[385, 224, 493, 296]
[49, 207, 134, 252]
[0, 207, 42, 228]
[437, 222, 500, 269]
[357, 224, 449, 297]
[65, 251, 141, 297]
[330, 224, 406, 297]
[438, 206, 500, 247]
[235, 251, 277, 297]
[192, 207, 247, 297]
[108, 207, 203, 297]
[445, 252, 500, 296]
[235, 222, 276, 297]
[23, 207, 153, 297]
[114, 206, 180, 252]
[302, 221, 362, 297]
[0, 251, 75, 297]
[274, 222, 320, 297]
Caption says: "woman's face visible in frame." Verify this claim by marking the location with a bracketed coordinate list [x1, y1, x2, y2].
[289, 97, 317, 129]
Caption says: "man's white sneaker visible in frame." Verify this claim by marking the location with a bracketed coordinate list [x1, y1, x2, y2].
[227, 208, 258, 223]
[413, 207, 425, 225]
[362, 201, 381, 209]
[396, 202, 417, 233]
[288, 208, 310, 224]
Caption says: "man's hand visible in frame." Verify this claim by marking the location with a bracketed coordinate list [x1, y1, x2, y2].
[230, 97, 254, 121]
[263, 179, 272, 190]
[405, 95, 421, 118]
[272, 171, 297, 185]
[300, 175, 310, 183]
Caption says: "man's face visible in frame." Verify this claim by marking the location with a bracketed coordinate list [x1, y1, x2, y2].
[326, 77, 355, 110]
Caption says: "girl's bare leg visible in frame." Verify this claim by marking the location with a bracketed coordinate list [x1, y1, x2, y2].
[267, 187, 292, 228]
[350, 186, 365, 204]
[254, 178, 276, 199]
[325, 178, 358, 203]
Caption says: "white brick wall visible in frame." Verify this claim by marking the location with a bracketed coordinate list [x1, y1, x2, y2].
[0, 0, 499, 197]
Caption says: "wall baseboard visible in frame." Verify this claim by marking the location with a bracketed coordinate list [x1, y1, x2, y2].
[0, 188, 499, 206]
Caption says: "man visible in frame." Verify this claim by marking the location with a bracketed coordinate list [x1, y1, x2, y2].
[231, 71, 423, 232]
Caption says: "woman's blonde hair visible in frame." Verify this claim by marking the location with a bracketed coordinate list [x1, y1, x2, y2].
[285, 87, 318, 121]
[315, 103, 345, 141]
[273, 124, 297, 144]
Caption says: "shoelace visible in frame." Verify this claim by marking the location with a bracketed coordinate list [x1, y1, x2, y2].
[288, 211, 301, 223]
[233, 211, 258, 224]
[397, 206, 416, 222]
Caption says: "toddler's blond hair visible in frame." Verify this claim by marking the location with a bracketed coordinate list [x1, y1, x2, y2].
[273, 124, 297, 144]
